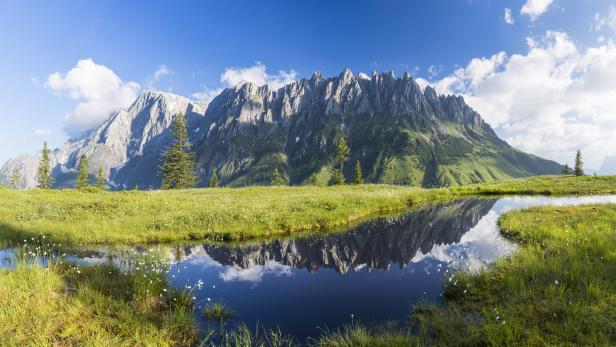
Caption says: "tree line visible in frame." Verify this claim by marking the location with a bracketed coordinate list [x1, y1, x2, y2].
[562, 150, 585, 176]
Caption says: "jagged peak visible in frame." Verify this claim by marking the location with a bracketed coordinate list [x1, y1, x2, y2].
[338, 68, 354, 81]
[424, 85, 438, 100]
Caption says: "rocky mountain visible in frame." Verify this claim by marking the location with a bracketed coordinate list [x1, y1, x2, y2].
[0, 69, 562, 189]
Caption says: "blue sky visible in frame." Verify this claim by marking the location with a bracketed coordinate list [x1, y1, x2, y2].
[1, 0, 615, 167]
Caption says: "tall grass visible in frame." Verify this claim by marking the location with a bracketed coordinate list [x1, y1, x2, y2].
[0, 241, 198, 346]
[1, 175, 616, 245]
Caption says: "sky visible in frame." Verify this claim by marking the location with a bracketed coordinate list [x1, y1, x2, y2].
[0, 0, 615, 169]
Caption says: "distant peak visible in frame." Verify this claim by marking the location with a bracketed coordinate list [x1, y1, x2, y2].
[339, 68, 353, 80]
[311, 71, 323, 80]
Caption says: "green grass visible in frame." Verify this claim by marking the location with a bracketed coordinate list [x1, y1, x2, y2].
[312, 199, 616, 346]
[0, 260, 198, 346]
[3, 176, 616, 346]
[203, 302, 235, 322]
[1, 175, 616, 245]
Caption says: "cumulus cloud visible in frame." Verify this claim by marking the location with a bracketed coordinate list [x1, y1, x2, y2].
[46, 58, 140, 136]
[504, 8, 514, 24]
[423, 31, 616, 168]
[521, 0, 554, 21]
[192, 62, 297, 102]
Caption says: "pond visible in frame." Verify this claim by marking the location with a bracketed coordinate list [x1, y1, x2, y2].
[3, 194, 616, 342]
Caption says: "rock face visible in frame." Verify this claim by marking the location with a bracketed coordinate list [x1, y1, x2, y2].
[0, 69, 562, 189]
[1, 91, 205, 189]
[179, 199, 497, 274]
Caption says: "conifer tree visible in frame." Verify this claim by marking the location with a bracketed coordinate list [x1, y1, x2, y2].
[271, 167, 285, 186]
[9, 167, 21, 189]
[353, 160, 365, 184]
[309, 173, 319, 186]
[96, 165, 107, 190]
[562, 163, 570, 175]
[208, 170, 219, 188]
[160, 113, 197, 189]
[76, 155, 90, 189]
[37, 141, 54, 189]
[332, 136, 350, 185]
[574, 150, 584, 177]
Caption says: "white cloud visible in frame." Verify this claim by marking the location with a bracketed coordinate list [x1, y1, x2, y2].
[219, 261, 293, 283]
[521, 0, 554, 21]
[191, 88, 224, 103]
[593, 6, 616, 33]
[427, 64, 443, 78]
[423, 31, 616, 168]
[145, 64, 174, 90]
[221, 62, 296, 89]
[192, 62, 297, 102]
[46, 58, 140, 136]
[504, 8, 514, 24]
[33, 128, 52, 137]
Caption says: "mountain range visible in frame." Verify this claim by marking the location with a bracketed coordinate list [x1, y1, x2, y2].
[0, 69, 562, 189]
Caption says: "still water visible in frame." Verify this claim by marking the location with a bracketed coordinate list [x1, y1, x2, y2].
[3, 195, 616, 340]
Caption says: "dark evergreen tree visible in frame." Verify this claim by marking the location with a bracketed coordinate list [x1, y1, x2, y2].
[160, 113, 197, 189]
[309, 173, 319, 186]
[332, 136, 350, 185]
[76, 155, 90, 189]
[9, 167, 21, 189]
[353, 160, 365, 184]
[271, 167, 285, 186]
[36, 141, 54, 189]
[96, 165, 107, 190]
[562, 163, 571, 175]
[208, 170, 219, 188]
[574, 150, 584, 177]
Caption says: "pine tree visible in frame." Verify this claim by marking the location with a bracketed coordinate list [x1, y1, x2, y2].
[96, 165, 107, 190]
[574, 150, 584, 177]
[562, 163, 570, 175]
[309, 173, 319, 186]
[76, 155, 90, 189]
[37, 141, 54, 189]
[271, 168, 285, 186]
[208, 170, 219, 188]
[332, 136, 350, 185]
[9, 167, 21, 189]
[160, 113, 197, 189]
[353, 160, 365, 184]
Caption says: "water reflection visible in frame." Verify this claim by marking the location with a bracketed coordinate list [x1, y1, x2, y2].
[4, 195, 616, 341]
[182, 198, 497, 276]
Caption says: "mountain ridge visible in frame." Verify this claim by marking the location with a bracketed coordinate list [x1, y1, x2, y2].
[0, 69, 562, 189]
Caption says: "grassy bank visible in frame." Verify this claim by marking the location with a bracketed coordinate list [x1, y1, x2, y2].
[0, 262, 198, 346]
[1, 175, 616, 245]
[310, 202, 616, 346]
